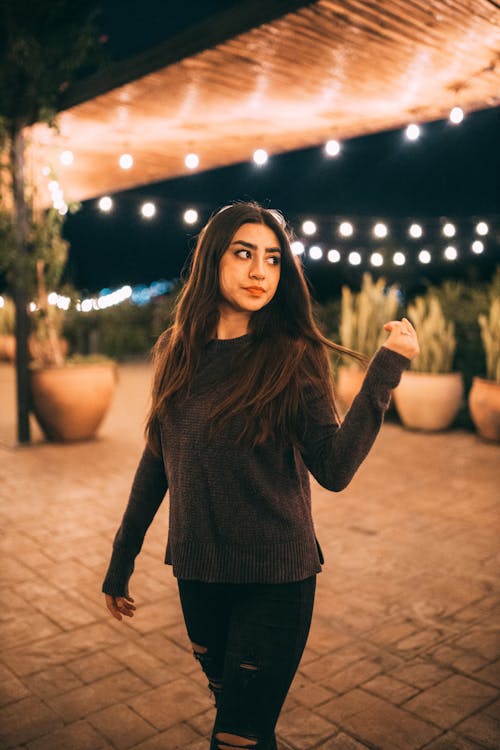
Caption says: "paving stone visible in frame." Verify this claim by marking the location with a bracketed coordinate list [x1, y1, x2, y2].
[25, 719, 108, 750]
[0, 695, 64, 748]
[316, 688, 441, 750]
[0, 611, 63, 650]
[430, 644, 490, 673]
[326, 658, 383, 695]
[455, 710, 500, 750]
[108, 640, 173, 686]
[362, 674, 419, 705]
[389, 659, 453, 689]
[23, 664, 84, 698]
[129, 722, 202, 749]
[453, 626, 500, 661]
[68, 651, 123, 683]
[0, 663, 30, 706]
[129, 677, 210, 729]
[88, 703, 156, 748]
[185, 707, 215, 736]
[473, 658, 500, 688]
[289, 676, 336, 708]
[300, 646, 366, 683]
[422, 730, 491, 749]
[403, 674, 497, 729]
[46, 669, 150, 722]
[275, 704, 337, 748]
[366, 620, 417, 647]
[315, 732, 370, 749]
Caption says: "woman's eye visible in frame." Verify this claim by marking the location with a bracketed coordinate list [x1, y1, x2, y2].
[268, 256, 281, 265]
[235, 250, 250, 259]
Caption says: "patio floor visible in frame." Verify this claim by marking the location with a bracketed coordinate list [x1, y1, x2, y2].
[0, 360, 499, 750]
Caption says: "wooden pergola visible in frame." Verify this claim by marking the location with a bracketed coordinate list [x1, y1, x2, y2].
[28, 0, 500, 207]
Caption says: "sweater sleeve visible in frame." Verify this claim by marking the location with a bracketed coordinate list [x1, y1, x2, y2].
[298, 346, 411, 492]
[102, 439, 168, 597]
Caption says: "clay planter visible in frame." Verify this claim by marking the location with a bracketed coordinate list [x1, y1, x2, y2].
[335, 365, 366, 413]
[468, 376, 500, 442]
[393, 371, 464, 431]
[30, 361, 117, 442]
[0, 334, 15, 361]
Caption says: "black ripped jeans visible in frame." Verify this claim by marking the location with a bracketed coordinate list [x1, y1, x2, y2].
[177, 574, 316, 750]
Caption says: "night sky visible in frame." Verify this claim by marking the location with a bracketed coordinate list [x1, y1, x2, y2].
[59, 1, 500, 301]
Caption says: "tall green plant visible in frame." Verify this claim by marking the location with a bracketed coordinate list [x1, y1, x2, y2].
[407, 295, 456, 373]
[478, 297, 500, 383]
[339, 272, 400, 365]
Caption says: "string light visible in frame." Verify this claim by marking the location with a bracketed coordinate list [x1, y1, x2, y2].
[373, 223, 388, 238]
[449, 107, 464, 124]
[348, 251, 361, 265]
[475, 221, 488, 236]
[405, 124, 420, 141]
[393, 252, 406, 266]
[418, 250, 432, 264]
[370, 252, 384, 266]
[291, 241, 305, 255]
[339, 221, 354, 237]
[60, 150, 74, 165]
[185, 153, 199, 169]
[324, 139, 341, 156]
[309, 245, 323, 260]
[443, 222, 456, 237]
[302, 220, 316, 235]
[183, 208, 198, 224]
[409, 223, 423, 238]
[471, 240, 484, 254]
[253, 149, 268, 166]
[119, 153, 133, 169]
[98, 196, 113, 212]
[140, 202, 156, 218]
[444, 246, 458, 261]
[327, 249, 340, 263]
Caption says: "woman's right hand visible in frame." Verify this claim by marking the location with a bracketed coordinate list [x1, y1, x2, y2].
[105, 593, 136, 621]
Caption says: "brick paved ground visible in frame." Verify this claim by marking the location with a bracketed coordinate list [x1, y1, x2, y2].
[0, 360, 499, 750]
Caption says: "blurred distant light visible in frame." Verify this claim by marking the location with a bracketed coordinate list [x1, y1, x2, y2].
[119, 153, 133, 169]
[309, 245, 323, 260]
[443, 222, 456, 237]
[418, 250, 431, 264]
[183, 208, 199, 224]
[0, 296, 4, 308]
[339, 221, 354, 237]
[475, 221, 488, 236]
[444, 245, 458, 261]
[253, 149, 268, 165]
[348, 251, 361, 265]
[141, 202, 156, 218]
[60, 150, 74, 165]
[48, 180, 59, 193]
[409, 223, 423, 238]
[373, 222, 388, 238]
[185, 153, 199, 169]
[324, 139, 341, 156]
[302, 220, 316, 236]
[291, 241, 305, 255]
[98, 196, 113, 212]
[327, 249, 340, 263]
[449, 106, 464, 124]
[58, 203, 68, 215]
[405, 124, 420, 141]
[471, 240, 484, 254]
[41, 165, 51, 176]
[393, 252, 406, 266]
[370, 252, 384, 266]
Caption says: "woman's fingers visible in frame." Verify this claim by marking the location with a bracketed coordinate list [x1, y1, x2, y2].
[383, 317, 420, 358]
[104, 593, 136, 621]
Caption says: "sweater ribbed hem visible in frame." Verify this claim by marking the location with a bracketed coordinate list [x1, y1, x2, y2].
[165, 538, 323, 583]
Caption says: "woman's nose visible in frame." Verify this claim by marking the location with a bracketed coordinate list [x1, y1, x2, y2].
[250, 259, 266, 279]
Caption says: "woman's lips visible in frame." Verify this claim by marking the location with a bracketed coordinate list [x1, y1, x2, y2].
[244, 287, 265, 296]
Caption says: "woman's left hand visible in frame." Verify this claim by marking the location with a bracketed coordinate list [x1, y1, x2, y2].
[382, 317, 420, 360]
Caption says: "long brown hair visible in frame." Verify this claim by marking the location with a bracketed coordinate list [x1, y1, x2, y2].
[145, 201, 368, 455]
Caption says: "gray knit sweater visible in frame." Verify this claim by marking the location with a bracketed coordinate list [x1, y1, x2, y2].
[102, 334, 411, 595]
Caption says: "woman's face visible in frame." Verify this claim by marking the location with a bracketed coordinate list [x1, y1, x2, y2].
[218, 222, 281, 314]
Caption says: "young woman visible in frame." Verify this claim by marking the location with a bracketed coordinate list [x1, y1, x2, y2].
[102, 201, 419, 750]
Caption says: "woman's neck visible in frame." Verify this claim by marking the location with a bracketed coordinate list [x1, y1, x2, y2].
[214, 310, 251, 340]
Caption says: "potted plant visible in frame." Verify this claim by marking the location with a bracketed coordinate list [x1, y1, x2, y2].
[335, 272, 400, 412]
[392, 294, 463, 431]
[26, 208, 117, 442]
[468, 296, 500, 441]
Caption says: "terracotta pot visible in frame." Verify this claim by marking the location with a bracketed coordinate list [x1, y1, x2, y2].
[335, 365, 366, 413]
[30, 361, 117, 442]
[468, 376, 500, 442]
[0, 334, 16, 361]
[393, 371, 464, 431]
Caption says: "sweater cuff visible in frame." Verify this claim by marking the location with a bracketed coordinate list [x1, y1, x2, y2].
[102, 546, 134, 598]
[362, 345, 412, 391]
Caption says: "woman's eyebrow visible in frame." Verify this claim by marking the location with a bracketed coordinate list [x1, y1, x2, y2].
[230, 240, 281, 253]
